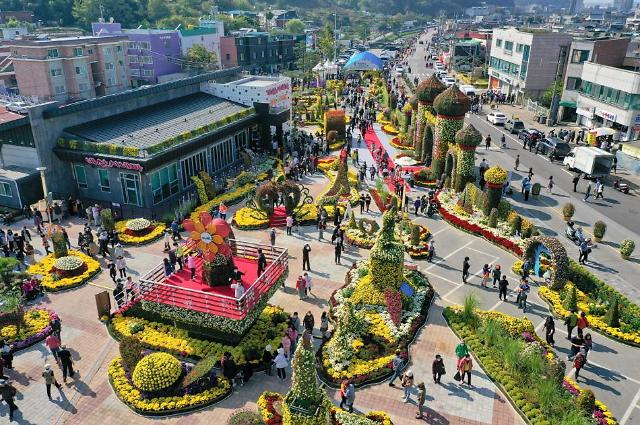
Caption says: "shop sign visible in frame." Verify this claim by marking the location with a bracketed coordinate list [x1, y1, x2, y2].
[84, 157, 143, 172]
[576, 107, 594, 118]
[266, 83, 290, 96]
[634, 114, 640, 125]
[596, 109, 616, 122]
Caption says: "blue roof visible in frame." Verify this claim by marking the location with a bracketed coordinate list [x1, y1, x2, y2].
[343, 51, 383, 71]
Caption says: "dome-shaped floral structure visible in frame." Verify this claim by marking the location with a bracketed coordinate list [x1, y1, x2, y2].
[433, 84, 471, 117]
[415, 75, 446, 105]
[452, 124, 483, 192]
[408, 95, 418, 111]
[132, 352, 182, 392]
[455, 123, 482, 148]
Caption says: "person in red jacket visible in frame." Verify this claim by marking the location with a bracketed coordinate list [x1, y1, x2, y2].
[577, 311, 589, 338]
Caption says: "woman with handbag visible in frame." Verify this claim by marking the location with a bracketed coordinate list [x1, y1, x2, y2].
[457, 354, 473, 387]
[432, 354, 445, 384]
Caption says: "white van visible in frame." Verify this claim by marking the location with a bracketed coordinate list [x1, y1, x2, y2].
[460, 85, 476, 97]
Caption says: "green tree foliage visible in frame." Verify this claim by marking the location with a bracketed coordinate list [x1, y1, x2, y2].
[285, 18, 305, 34]
[72, 0, 144, 28]
[604, 297, 620, 328]
[563, 286, 578, 312]
[186, 44, 218, 70]
[317, 24, 336, 60]
[147, 0, 171, 23]
[540, 80, 563, 108]
[219, 15, 258, 35]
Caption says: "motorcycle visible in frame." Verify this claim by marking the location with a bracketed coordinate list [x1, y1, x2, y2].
[614, 179, 630, 194]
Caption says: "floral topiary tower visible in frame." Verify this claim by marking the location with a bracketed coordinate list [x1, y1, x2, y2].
[369, 210, 405, 291]
[282, 331, 331, 424]
[453, 124, 482, 192]
[483, 166, 508, 215]
[413, 75, 446, 150]
[432, 85, 471, 180]
[182, 212, 234, 287]
[325, 148, 351, 198]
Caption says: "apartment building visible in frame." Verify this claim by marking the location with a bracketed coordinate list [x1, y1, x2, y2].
[235, 33, 295, 74]
[488, 28, 572, 102]
[559, 37, 630, 122]
[7, 35, 130, 102]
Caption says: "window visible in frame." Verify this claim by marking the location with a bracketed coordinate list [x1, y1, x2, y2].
[128, 55, 138, 63]
[150, 163, 179, 204]
[117, 45, 122, 52]
[181, 150, 208, 188]
[105, 62, 114, 70]
[47, 48, 59, 58]
[261, 50, 265, 58]
[140, 56, 153, 64]
[75, 65, 85, 75]
[252, 51, 257, 59]
[516, 43, 524, 53]
[495, 39, 502, 47]
[128, 41, 137, 49]
[226, 53, 230, 60]
[571, 49, 590, 64]
[79, 83, 88, 91]
[87, 48, 94, 54]
[73, 47, 83, 56]
[73, 165, 88, 188]
[504, 41, 513, 52]
[240, 53, 245, 61]
[55, 85, 66, 94]
[107, 77, 114, 85]
[105, 47, 113, 54]
[209, 138, 236, 173]
[142, 69, 154, 77]
[130, 68, 140, 76]
[566, 77, 582, 91]
[139, 42, 150, 50]
[0, 182, 12, 197]
[98, 169, 111, 192]
[50, 68, 62, 77]
[120, 172, 142, 206]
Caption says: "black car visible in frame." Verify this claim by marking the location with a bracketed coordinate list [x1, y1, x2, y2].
[534, 137, 571, 158]
[518, 129, 542, 147]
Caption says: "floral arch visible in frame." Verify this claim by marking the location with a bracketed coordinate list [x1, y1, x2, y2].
[522, 236, 570, 290]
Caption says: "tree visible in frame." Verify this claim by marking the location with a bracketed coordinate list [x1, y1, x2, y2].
[540, 79, 563, 108]
[219, 14, 256, 35]
[264, 11, 274, 31]
[185, 44, 218, 70]
[293, 41, 321, 83]
[147, 0, 171, 22]
[72, 0, 144, 28]
[285, 18, 305, 34]
[0, 257, 20, 288]
[317, 24, 336, 60]
[604, 297, 620, 328]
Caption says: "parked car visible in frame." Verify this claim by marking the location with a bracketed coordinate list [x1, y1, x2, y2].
[535, 137, 572, 158]
[518, 129, 542, 146]
[487, 112, 507, 125]
[443, 77, 456, 86]
[7, 101, 28, 114]
[504, 119, 525, 134]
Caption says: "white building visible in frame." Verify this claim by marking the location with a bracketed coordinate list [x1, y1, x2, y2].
[179, 25, 223, 69]
[488, 28, 573, 102]
[575, 62, 640, 141]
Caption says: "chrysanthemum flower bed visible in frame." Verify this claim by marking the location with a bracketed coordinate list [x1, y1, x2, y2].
[444, 307, 617, 425]
[0, 309, 58, 351]
[115, 219, 166, 245]
[27, 250, 100, 291]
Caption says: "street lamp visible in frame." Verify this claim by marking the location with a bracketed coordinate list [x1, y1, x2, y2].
[36, 166, 48, 199]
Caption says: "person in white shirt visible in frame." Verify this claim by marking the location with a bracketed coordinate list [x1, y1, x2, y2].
[231, 279, 245, 299]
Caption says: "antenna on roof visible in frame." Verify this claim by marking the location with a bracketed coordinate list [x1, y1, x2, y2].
[99, 3, 105, 20]
[175, 24, 181, 30]
[136, 25, 142, 29]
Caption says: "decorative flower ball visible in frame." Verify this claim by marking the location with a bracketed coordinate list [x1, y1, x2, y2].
[455, 124, 482, 147]
[484, 166, 509, 185]
[53, 255, 84, 271]
[433, 85, 471, 117]
[415, 74, 446, 104]
[132, 352, 182, 392]
[126, 218, 151, 232]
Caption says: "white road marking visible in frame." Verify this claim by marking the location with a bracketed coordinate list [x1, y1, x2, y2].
[424, 240, 475, 271]
[620, 386, 640, 425]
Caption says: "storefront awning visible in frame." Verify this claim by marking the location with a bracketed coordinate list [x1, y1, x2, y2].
[559, 100, 577, 108]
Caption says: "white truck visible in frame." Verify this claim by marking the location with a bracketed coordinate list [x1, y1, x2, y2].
[563, 146, 614, 178]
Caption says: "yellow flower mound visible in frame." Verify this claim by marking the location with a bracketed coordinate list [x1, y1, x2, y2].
[111, 305, 288, 363]
[232, 207, 269, 229]
[132, 352, 182, 392]
[109, 357, 230, 413]
[382, 124, 399, 135]
[115, 220, 166, 245]
[27, 250, 100, 291]
[324, 354, 395, 381]
[190, 183, 255, 222]
[540, 286, 640, 345]
[350, 275, 386, 306]
[365, 312, 395, 343]
[1, 309, 53, 342]
[484, 166, 508, 185]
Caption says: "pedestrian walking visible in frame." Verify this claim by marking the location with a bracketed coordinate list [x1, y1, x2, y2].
[0, 341, 13, 370]
[572, 174, 580, 192]
[432, 354, 445, 384]
[163, 258, 174, 277]
[577, 311, 589, 338]
[492, 265, 501, 288]
[295, 275, 306, 300]
[365, 194, 372, 212]
[345, 381, 356, 413]
[303, 311, 314, 333]
[567, 335, 584, 360]
[584, 182, 592, 201]
[388, 350, 404, 386]
[543, 316, 555, 345]
[116, 256, 127, 278]
[274, 347, 288, 380]
[303, 272, 312, 295]
[595, 181, 604, 199]
[401, 370, 414, 402]
[286, 215, 293, 235]
[457, 354, 473, 386]
[515, 154, 520, 170]
[257, 248, 267, 277]
[319, 311, 329, 339]
[270, 228, 276, 252]
[108, 262, 117, 283]
[485, 135, 491, 150]
[45, 333, 61, 364]
[57, 345, 74, 382]
[565, 310, 578, 339]
[334, 242, 342, 264]
[339, 379, 349, 410]
[547, 176, 554, 193]
[0, 379, 17, 422]
[498, 275, 509, 301]
[462, 257, 470, 283]
[416, 382, 427, 419]
[187, 252, 196, 280]
[302, 244, 311, 270]
[574, 352, 586, 380]
[518, 279, 530, 312]
[42, 364, 62, 400]
[481, 264, 491, 287]
[262, 345, 273, 376]
[427, 242, 435, 263]
[528, 167, 534, 181]
[455, 340, 468, 360]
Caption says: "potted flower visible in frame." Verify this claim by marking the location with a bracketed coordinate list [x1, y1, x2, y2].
[620, 239, 635, 260]
[562, 202, 575, 221]
[593, 220, 606, 242]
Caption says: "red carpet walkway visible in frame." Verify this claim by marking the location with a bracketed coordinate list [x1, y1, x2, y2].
[269, 206, 287, 228]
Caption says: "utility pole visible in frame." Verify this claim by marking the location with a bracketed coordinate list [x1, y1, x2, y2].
[547, 45, 567, 126]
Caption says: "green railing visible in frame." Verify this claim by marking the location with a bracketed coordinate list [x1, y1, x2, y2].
[56, 108, 255, 158]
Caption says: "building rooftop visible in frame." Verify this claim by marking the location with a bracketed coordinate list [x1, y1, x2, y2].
[0, 107, 26, 124]
[0, 165, 36, 181]
[179, 27, 217, 36]
[64, 92, 250, 151]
